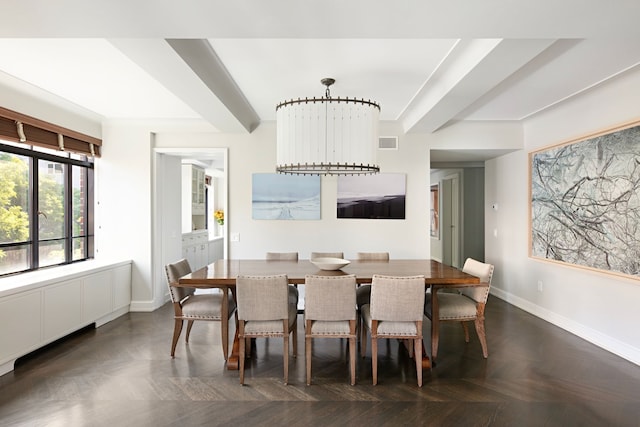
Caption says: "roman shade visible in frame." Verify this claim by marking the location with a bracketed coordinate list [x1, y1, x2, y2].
[0, 106, 102, 157]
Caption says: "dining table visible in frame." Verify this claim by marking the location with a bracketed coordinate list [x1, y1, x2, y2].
[177, 258, 481, 370]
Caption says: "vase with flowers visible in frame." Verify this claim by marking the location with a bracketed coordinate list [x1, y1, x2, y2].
[214, 210, 224, 226]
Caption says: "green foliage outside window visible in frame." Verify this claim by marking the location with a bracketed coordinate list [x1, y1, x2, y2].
[0, 146, 92, 274]
[0, 154, 29, 250]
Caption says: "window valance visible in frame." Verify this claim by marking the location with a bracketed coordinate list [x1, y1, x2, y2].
[0, 106, 101, 157]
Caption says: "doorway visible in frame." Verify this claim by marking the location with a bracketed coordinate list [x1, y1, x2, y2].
[442, 174, 461, 268]
[152, 147, 228, 308]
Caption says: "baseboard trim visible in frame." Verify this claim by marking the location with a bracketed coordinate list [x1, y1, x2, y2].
[490, 287, 640, 366]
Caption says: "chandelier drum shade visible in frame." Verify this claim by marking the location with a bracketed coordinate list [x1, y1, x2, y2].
[276, 78, 380, 175]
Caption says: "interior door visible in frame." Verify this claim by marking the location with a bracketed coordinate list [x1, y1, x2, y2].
[442, 175, 460, 268]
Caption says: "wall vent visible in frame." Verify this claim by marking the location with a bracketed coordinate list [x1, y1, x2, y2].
[379, 136, 398, 150]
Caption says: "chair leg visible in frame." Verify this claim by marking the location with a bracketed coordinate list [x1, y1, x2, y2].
[349, 336, 356, 386]
[185, 320, 195, 342]
[372, 336, 378, 385]
[283, 323, 289, 385]
[356, 308, 361, 344]
[462, 321, 470, 343]
[475, 318, 489, 358]
[306, 320, 312, 386]
[306, 337, 312, 386]
[221, 317, 229, 361]
[415, 337, 423, 387]
[239, 322, 246, 385]
[349, 319, 357, 386]
[360, 321, 367, 358]
[171, 319, 183, 358]
[371, 320, 379, 385]
[292, 316, 298, 357]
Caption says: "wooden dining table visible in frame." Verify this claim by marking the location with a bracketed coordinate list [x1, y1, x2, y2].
[177, 258, 481, 370]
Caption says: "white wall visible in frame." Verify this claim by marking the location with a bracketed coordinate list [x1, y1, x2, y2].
[156, 153, 183, 304]
[157, 122, 433, 259]
[97, 121, 155, 311]
[486, 66, 640, 365]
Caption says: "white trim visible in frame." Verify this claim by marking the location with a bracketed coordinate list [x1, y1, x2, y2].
[0, 259, 131, 298]
[129, 299, 162, 312]
[490, 287, 640, 366]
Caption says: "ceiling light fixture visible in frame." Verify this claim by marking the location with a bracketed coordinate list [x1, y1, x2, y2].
[276, 78, 380, 175]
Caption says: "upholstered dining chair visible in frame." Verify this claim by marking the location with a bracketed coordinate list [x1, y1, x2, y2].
[360, 274, 426, 386]
[236, 274, 298, 385]
[304, 274, 357, 386]
[424, 258, 494, 360]
[355, 252, 389, 308]
[310, 252, 344, 259]
[266, 252, 300, 306]
[266, 252, 299, 261]
[355, 252, 389, 337]
[164, 259, 237, 360]
[356, 252, 390, 261]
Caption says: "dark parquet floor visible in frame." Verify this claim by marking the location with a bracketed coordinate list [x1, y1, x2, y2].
[1, 296, 639, 426]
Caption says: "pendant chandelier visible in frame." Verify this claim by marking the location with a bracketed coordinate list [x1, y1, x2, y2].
[276, 78, 380, 175]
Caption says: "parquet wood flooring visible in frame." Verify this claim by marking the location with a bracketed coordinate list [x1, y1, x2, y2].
[1, 296, 639, 426]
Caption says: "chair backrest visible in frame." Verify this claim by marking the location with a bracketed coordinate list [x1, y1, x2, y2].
[266, 252, 299, 261]
[370, 275, 425, 321]
[310, 252, 344, 260]
[460, 258, 495, 303]
[304, 274, 356, 321]
[236, 274, 290, 321]
[165, 259, 195, 303]
[357, 252, 389, 261]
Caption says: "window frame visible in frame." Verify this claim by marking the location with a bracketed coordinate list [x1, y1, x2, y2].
[0, 141, 95, 276]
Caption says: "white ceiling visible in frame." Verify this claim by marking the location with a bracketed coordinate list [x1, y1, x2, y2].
[1, 1, 639, 163]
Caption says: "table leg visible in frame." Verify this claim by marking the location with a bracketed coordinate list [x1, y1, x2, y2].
[227, 329, 240, 370]
[431, 285, 440, 365]
[226, 286, 240, 370]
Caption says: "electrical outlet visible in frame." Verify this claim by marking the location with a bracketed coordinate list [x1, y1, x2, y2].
[231, 232, 240, 242]
[537, 280, 543, 292]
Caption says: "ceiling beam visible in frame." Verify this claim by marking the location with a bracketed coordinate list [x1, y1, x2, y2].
[166, 39, 260, 133]
[108, 38, 257, 133]
[400, 39, 557, 133]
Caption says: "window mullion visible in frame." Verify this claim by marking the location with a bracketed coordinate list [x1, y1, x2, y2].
[31, 155, 39, 269]
[65, 163, 72, 263]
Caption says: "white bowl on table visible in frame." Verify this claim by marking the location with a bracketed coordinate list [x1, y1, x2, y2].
[310, 257, 351, 271]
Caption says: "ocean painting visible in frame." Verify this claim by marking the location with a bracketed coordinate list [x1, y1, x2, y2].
[252, 173, 321, 220]
[337, 173, 406, 219]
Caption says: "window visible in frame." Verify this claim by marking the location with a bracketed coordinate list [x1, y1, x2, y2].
[0, 140, 94, 276]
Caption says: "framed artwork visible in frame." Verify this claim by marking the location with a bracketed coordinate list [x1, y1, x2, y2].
[529, 120, 640, 278]
[337, 173, 406, 219]
[252, 173, 320, 220]
[430, 184, 439, 238]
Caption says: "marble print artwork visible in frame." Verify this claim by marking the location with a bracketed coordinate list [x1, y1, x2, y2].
[530, 123, 640, 277]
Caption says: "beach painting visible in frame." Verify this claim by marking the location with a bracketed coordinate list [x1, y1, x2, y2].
[337, 173, 406, 219]
[252, 173, 321, 220]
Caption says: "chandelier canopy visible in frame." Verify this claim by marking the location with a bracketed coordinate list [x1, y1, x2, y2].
[276, 78, 380, 175]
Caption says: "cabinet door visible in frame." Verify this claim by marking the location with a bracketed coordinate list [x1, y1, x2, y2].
[197, 168, 205, 204]
[43, 280, 83, 341]
[113, 264, 132, 310]
[0, 291, 41, 363]
[83, 271, 113, 322]
[197, 243, 208, 269]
